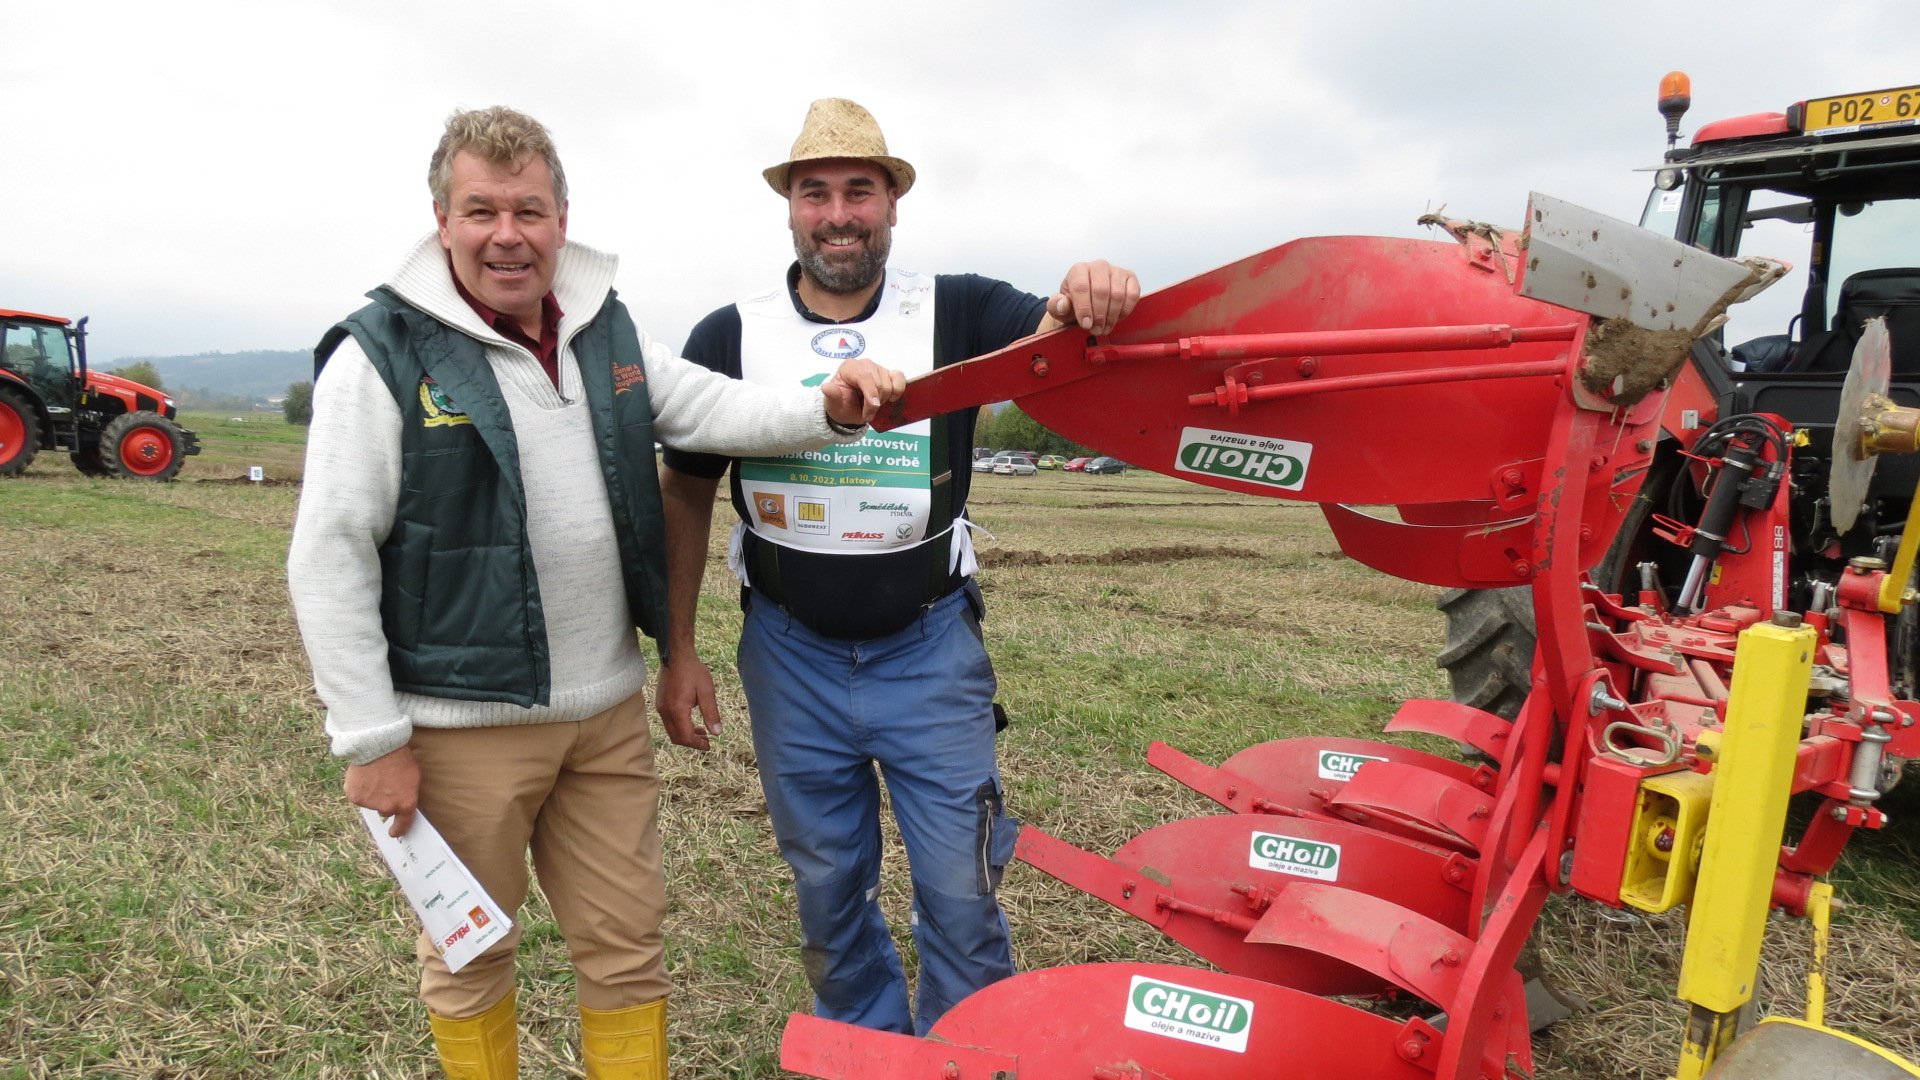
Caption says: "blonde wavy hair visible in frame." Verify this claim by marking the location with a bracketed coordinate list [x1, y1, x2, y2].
[428, 106, 568, 209]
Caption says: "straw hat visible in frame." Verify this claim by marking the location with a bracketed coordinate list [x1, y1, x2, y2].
[763, 98, 916, 198]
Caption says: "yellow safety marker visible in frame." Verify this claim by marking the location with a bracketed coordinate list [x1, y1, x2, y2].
[1673, 616, 1814, 1080]
[1805, 881, 1831, 1028]
[1878, 479, 1920, 612]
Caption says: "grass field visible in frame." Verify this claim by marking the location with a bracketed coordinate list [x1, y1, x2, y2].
[3, 423, 1917, 1078]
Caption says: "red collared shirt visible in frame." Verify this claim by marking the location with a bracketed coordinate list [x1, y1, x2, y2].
[451, 272, 566, 390]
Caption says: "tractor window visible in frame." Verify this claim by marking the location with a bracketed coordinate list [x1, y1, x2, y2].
[1, 323, 71, 383]
[1827, 197, 1920, 306]
[1639, 185, 1683, 238]
[1721, 190, 1813, 361]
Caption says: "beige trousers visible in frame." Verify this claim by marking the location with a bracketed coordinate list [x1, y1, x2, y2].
[409, 690, 670, 1017]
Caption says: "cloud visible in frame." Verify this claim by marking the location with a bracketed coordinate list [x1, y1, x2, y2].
[2, 0, 1915, 360]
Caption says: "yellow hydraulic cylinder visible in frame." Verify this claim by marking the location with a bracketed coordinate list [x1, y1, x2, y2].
[1673, 616, 1815, 1080]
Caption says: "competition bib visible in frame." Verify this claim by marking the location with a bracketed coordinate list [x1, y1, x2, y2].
[736, 269, 938, 555]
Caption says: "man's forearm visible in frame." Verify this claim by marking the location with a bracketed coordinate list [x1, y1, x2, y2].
[660, 466, 724, 661]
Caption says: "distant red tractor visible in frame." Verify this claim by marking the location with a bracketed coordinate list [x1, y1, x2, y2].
[0, 309, 200, 481]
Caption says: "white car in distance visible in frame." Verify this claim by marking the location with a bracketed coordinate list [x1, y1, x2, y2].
[990, 451, 1038, 476]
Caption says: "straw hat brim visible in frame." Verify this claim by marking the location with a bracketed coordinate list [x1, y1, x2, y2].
[763, 154, 916, 198]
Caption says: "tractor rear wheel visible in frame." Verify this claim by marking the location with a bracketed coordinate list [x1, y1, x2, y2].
[100, 411, 186, 481]
[1436, 587, 1536, 720]
[0, 384, 42, 476]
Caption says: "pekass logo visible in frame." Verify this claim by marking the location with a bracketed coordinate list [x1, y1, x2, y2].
[839, 530, 884, 541]
[1174, 426, 1311, 491]
[443, 922, 472, 950]
[1123, 976, 1253, 1053]
[1249, 831, 1342, 881]
[811, 328, 867, 360]
[1317, 749, 1387, 782]
[752, 492, 788, 530]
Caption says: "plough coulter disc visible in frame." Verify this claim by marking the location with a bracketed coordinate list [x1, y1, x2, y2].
[781, 963, 1440, 1080]
[1703, 1018, 1920, 1080]
[1016, 815, 1475, 996]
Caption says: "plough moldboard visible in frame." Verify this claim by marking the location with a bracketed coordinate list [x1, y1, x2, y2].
[778, 195, 1920, 1079]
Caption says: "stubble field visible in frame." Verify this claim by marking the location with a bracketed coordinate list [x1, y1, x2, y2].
[2, 416, 1917, 1078]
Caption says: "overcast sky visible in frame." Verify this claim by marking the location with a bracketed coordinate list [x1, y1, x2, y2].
[5, 1, 1916, 363]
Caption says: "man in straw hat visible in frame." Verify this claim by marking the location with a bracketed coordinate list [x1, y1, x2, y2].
[659, 97, 1139, 1034]
[287, 105, 905, 1079]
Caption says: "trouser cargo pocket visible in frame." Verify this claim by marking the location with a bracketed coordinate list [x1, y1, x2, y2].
[974, 779, 1020, 895]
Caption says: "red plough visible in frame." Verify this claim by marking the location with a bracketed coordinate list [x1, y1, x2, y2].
[777, 194, 1919, 1078]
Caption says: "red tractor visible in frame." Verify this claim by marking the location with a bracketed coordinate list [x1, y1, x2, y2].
[1442, 74, 1920, 719]
[0, 309, 200, 481]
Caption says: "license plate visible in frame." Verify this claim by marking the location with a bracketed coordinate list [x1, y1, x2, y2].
[1799, 84, 1920, 135]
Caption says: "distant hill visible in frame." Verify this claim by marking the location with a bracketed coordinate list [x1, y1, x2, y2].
[115, 350, 311, 404]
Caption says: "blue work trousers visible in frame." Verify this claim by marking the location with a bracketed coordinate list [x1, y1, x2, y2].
[739, 584, 1018, 1035]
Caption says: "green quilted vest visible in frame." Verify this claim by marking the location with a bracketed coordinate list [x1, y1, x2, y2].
[314, 286, 671, 707]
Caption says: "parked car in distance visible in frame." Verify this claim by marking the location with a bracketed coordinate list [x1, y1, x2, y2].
[973, 447, 994, 460]
[971, 455, 997, 473]
[989, 451, 1038, 476]
[1084, 456, 1128, 475]
[1036, 454, 1067, 470]
[1063, 456, 1094, 472]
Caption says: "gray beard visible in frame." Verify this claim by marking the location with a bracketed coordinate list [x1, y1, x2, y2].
[795, 233, 889, 295]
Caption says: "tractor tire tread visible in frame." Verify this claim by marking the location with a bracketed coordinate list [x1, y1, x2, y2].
[1436, 587, 1537, 720]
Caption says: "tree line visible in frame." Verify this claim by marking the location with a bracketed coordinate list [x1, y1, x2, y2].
[971, 402, 1089, 457]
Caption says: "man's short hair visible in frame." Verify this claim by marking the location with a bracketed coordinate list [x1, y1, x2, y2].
[428, 106, 569, 209]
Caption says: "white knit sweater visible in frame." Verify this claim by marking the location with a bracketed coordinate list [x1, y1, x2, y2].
[288, 235, 855, 764]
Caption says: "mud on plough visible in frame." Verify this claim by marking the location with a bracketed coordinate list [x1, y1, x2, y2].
[782, 195, 1920, 1079]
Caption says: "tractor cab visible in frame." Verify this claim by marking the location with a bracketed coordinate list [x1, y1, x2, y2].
[1, 310, 82, 404]
[1634, 77, 1920, 622]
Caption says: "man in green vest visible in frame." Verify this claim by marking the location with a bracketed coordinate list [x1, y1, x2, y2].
[286, 106, 904, 1080]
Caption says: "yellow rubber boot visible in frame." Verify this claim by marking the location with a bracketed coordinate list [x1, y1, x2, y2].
[427, 990, 518, 1079]
[579, 998, 667, 1080]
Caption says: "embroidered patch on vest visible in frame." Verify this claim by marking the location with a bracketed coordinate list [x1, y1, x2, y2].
[417, 377, 472, 427]
[612, 362, 645, 394]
